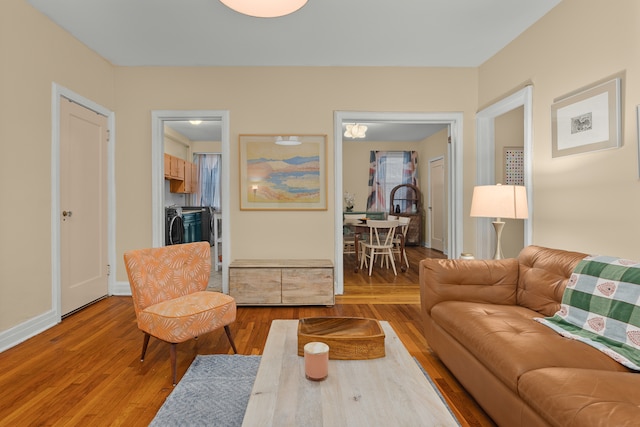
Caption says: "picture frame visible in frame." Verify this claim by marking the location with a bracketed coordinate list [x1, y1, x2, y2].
[239, 134, 327, 210]
[551, 78, 621, 158]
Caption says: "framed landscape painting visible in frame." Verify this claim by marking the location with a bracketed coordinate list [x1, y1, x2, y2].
[551, 77, 621, 158]
[239, 134, 327, 210]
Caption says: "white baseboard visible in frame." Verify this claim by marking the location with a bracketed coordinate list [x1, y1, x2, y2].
[110, 281, 132, 296]
[0, 310, 58, 353]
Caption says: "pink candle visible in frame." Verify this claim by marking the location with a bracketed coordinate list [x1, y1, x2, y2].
[304, 342, 329, 381]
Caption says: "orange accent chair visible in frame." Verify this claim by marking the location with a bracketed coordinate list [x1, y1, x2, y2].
[124, 242, 237, 385]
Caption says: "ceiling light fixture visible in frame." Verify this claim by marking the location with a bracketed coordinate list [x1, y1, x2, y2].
[219, 0, 308, 18]
[189, 120, 202, 125]
[344, 123, 367, 139]
[275, 136, 302, 146]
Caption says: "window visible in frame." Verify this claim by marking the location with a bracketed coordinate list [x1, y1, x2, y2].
[366, 151, 418, 212]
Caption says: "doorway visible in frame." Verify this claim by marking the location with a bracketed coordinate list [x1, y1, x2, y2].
[334, 111, 464, 295]
[475, 86, 533, 259]
[52, 84, 115, 320]
[151, 110, 231, 293]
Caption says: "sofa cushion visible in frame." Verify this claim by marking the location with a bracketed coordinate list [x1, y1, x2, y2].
[517, 246, 587, 316]
[431, 300, 629, 392]
[519, 367, 640, 427]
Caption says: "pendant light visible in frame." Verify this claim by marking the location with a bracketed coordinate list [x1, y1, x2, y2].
[344, 123, 367, 139]
[219, 0, 308, 18]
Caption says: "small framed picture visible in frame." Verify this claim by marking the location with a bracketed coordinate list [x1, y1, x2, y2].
[551, 78, 621, 157]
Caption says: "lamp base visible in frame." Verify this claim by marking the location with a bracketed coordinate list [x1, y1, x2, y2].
[492, 220, 505, 260]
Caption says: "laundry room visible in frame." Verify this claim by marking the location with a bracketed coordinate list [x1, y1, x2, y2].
[163, 120, 223, 290]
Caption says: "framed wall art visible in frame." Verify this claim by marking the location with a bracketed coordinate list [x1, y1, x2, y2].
[239, 134, 327, 210]
[551, 77, 621, 158]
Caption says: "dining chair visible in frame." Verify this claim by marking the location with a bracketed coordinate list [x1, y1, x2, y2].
[343, 213, 364, 256]
[392, 216, 411, 269]
[124, 241, 237, 385]
[359, 219, 399, 276]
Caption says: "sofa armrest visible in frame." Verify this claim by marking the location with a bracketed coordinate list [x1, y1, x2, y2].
[419, 258, 519, 315]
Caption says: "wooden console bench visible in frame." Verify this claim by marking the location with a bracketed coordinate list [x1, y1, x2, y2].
[229, 259, 334, 306]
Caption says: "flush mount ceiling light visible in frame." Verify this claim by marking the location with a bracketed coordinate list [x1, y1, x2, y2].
[189, 120, 202, 125]
[219, 0, 308, 18]
[344, 123, 368, 139]
[275, 136, 302, 146]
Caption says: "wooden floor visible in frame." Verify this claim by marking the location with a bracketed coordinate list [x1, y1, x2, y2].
[0, 247, 495, 426]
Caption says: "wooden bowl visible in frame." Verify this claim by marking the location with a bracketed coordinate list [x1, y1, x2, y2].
[297, 317, 385, 360]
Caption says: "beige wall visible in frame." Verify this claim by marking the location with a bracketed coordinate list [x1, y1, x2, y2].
[0, 0, 115, 331]
[113, 66, 478, 275]
[478, 0, 640, 258]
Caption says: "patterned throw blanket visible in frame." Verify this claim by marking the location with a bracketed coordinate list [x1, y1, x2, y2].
[536, 255, 640, 370]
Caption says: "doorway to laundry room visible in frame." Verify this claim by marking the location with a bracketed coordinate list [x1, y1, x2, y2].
[152, 110, 231, 293]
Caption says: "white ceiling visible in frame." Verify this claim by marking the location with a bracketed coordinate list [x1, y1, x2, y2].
[31, 0, 560, 141]
[27, 0, 561, 67]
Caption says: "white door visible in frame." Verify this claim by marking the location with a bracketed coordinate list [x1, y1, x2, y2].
[60, 98, 109, 315]
[429, 157, 445, 252]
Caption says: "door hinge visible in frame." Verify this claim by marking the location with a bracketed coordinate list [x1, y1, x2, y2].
[107, 264, 111, 276]
[106, 129, 111, 142]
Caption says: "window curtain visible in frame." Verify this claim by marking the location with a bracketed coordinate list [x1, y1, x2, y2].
[192, 153, 221, 209]
[365, 151, 419, 212]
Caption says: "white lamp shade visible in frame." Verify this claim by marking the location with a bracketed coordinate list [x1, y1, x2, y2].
[220, 0, 308, 18]
[470, 184, 528, 219]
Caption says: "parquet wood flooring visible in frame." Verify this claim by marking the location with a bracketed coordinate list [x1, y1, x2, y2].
[0, 246, 495, 426]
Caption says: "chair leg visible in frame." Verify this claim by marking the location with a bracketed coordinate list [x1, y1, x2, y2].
[170, 343, 178, 386]
[140, 333, 151, 361]
[388, 250, 397, 275]
[368, 249, 375, 276]
[224, 325, 238, 354]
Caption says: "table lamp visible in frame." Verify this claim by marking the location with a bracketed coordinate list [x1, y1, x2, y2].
[470, 184, 528, 260]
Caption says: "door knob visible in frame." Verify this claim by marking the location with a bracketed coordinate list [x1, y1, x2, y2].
[62, 210, 73, 217]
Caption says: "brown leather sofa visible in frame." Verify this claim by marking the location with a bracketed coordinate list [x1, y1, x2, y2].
[420, 245, 640, 427]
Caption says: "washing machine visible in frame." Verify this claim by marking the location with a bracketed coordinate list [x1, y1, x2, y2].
[165, 207, 184, 245]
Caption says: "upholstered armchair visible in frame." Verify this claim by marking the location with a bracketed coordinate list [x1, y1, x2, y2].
[124, 242, 237, 385]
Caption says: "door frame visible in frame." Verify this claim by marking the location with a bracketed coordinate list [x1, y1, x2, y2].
[51, 83, 116, 321]
[475, 85, 533, 259]
[334, 111, 464, 295]
[427, 155, 446, 251]
[151, 110, 231, 293]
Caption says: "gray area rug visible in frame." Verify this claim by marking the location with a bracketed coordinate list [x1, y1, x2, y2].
[151, 354, 459, 426]
[150, 355, 261, 427]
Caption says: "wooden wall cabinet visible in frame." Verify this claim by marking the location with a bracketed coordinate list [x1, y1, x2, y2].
[165, 153, 198, 193]
[229, 260, 334, 306]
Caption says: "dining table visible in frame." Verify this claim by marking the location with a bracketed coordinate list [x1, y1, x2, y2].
[345, 219, 407, 273]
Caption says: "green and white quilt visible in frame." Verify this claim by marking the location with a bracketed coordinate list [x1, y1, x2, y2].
[536, 255, 640, 371]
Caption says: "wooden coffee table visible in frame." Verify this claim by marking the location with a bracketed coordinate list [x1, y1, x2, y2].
[242, 320, 458, 426]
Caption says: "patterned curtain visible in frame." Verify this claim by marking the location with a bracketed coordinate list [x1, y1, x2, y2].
[366, 151, 419, 212]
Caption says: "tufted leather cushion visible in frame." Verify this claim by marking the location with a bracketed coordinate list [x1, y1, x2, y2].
[431, 301, 628, 393]
[519, 368, 640, 427]
[516, 245, 587, 316]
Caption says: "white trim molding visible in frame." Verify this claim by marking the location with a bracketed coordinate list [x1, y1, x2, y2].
[475, 86, 533, 259]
